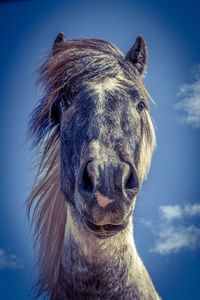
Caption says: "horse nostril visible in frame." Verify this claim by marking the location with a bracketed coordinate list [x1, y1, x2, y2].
[124, 164, 139, 192]
[114, 163, 139, 194]
[81, 162, 96, 193]
[125, 169, 136, 190]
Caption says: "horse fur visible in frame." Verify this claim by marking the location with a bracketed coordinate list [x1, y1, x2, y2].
[27, 33, 159, 300]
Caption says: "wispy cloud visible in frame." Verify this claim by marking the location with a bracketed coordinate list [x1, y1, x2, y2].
[142, 203, 200, 255]
[150, 225, 200, 254]
[0, 248, 24, 270]
[175, 64, 200, 128]
[159, 203, 200, 221]
[184, 203, 200, 216]
[159, 205, 183, 221]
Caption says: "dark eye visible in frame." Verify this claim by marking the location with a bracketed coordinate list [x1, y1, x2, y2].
[136, 100, 146, 112]
[59, 92, 72, 111]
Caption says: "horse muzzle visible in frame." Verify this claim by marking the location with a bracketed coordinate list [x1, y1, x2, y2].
[74, 158, 139, 238]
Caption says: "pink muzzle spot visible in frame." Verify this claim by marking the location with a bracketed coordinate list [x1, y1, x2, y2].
[95, 191, 112, 208]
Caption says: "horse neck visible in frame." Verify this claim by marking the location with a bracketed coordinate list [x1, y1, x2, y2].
[58, 205, 160, 300]
[60, 205, 144, 294]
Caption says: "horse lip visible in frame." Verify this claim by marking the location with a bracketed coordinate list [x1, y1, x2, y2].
[84, 218, 129, 237]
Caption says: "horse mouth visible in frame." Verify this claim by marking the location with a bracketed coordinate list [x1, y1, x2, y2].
[74, 198, 133, 239]
[84, 218, 129, 239]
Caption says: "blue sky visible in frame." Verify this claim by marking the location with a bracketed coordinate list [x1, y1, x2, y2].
[0, 0, 200, 299]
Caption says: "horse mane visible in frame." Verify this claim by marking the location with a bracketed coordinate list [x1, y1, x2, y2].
[27, 38, 155, 298]
[27, 130, 67, 297]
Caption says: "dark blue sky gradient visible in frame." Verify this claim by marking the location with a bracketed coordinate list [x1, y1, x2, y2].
[0, 0, 200, 299]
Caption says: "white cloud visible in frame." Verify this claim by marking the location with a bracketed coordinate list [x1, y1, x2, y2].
[142, 203, 200, 255]
[160, 205, 182, 221]
[150, 225, 200, 254]
[159, 203, 200, 221]
[0, 248, 24, 270]
[184, 203, 200, 216]
[175, 64, 200, 128]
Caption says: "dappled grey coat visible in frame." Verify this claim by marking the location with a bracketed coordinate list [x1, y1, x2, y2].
[27, 32, 160, 300]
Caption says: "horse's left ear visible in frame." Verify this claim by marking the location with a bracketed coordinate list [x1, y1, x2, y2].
[126, 36, 148, 75]
[52, 32, 66, 55]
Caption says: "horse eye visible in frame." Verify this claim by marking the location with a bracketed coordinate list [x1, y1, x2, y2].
[136, 100, 146, 112]
[59, 94, 71, 111]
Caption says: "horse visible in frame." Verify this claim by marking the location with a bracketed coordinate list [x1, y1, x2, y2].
[27, 32, 160, 300]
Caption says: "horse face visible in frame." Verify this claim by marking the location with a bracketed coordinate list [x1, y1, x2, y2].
[52, 36, 156, 238]
[60, 79, 152, 238]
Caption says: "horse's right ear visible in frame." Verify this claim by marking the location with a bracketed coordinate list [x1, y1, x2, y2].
[52, 32, 66, 55]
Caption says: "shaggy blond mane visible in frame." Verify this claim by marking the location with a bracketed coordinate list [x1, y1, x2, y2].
[27, 132, 67, 296]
